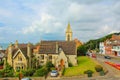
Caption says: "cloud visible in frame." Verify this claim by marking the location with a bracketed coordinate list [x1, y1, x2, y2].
[0, 0, 120, 43]
[21, 12, 63, 35]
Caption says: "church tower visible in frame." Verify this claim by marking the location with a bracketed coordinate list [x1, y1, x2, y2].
[66, 23, 73, 41]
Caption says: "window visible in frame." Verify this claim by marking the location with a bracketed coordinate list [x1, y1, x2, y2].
[41, 55, 44, 60]
[18, 56, 22, 61]
[49, 55, 52, 60]
[22, 66, 24, 69]
[16, 66, 20, 71]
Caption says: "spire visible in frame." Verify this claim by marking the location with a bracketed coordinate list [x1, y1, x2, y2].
[66, 22, 72, 33]
[65, 22, 73, 41]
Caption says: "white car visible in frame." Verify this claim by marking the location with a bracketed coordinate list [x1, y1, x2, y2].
[21, 77, 31, 80]
[50, 70, 58, 77]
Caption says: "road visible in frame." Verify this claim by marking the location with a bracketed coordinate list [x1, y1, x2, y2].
[96, 54, 120, 64]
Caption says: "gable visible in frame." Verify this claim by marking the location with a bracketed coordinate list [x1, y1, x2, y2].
[13, 49, 27, 60]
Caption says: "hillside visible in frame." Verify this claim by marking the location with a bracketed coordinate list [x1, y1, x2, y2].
[77, 32, 120, 56]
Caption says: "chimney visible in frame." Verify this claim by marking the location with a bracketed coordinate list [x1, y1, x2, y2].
[56, 42, 58, 53]
[15, 40, 18, 48]
[27, 42, 32, 68]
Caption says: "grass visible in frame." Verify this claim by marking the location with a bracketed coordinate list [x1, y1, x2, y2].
[63, 56, 99, 76]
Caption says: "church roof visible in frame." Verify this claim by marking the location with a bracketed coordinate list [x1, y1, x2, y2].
[39, 40, 76, 55]
[66, 23, 72, 33]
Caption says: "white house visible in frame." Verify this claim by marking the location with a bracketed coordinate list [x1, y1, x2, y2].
[99, 42, 105, 54]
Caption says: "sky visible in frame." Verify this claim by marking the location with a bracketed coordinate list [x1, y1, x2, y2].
[0, 0, 120, 43]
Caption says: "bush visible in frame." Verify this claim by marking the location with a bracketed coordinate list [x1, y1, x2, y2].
[34, 67, 48, 77]
[62, 67, 65, 75]
[68, 62, 73, 67]
[50, 67, 56, 71]
[0, 61, 4, 66]
[0, 70, 4, 77]
[84, 70, 93, 77]
[22, 69, 35, 76]
[95, 65, 103, 72]
[84, 70, 93, 74]
[46, 61, 54, 71]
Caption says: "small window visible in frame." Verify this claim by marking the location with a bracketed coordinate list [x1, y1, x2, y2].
[22, 66, 24, 69]
[49, 55, 52, 59]
[18, 56, 22, 61]
[41, 55, 44, 59]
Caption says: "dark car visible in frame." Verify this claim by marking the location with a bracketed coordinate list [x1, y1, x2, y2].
[104, 56, 111, 59]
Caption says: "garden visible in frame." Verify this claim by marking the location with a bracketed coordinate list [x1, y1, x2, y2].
[63, 56, 104, 77]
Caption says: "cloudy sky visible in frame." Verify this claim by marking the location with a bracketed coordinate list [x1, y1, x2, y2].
[0, 0, 120, 43]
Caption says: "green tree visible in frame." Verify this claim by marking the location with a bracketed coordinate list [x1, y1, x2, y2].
[77, 45, 87, 56]
[22, 69, 35, 76]
[4, 63, 14, 77]
[34, 67, 48, 77]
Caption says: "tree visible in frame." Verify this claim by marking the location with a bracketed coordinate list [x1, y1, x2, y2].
[21, 69, 35, 77]
[77, 45, 87, 56]
[33, 67, 48, 77]
[46, 61, 54, 71]
[4, 63, 14, 77]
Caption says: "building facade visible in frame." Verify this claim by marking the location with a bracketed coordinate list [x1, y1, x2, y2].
[7, 41, 33, 71]
[99, 34, 120, 56]
[7, 23, 77, 71]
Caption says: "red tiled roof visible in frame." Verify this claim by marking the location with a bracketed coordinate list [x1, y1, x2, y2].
[110, 35, 120, 40]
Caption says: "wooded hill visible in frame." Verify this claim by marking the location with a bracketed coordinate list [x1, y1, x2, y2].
[77, 32, 120, 56]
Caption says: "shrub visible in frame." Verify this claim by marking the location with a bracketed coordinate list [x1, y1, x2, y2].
[95, 65, 103, 72]
[50, 67, 56, 71]
[0, 61, 4, 66]
[68, 62, 73, 67]
[62, 67, 65, 75]
[46, 61, 54, 71]
[34, 67, 48, 77]
[0, 70, 4, 77]
[22, 69, 35, 76]
[84, 70, 93, 74]
[84, 70, 93, 77]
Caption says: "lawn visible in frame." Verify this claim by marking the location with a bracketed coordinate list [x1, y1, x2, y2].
[63, 56, 99, 76]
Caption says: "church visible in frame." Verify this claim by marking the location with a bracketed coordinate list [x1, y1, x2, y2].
[7, 23, 77, 71]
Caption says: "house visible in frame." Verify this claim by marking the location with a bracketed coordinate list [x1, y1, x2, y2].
[74, 38, 83, 48]
[99, 34, 120, 56]
[99, 42, 105, 54]
[34, 40, 77, 68]
[0, 50, 6, 61]
[34, 23, 77, 68]
[110, 35, 120, 56]
[7, 41, 34, 71]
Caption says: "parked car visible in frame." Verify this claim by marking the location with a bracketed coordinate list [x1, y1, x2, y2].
[21, 77, 31, 80]
[92, 54, 96, 58]
[104, 56, 111, 59]
[50, 70, 58, 77]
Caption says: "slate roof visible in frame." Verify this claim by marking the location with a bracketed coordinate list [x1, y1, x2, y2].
[11, 44, 33, 58]
[39, 41, 76, 55]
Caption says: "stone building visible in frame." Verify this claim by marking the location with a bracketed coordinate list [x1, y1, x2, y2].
[7, 41, 33, 71]
[34, 23, 77, 68]
[7, 23, 77, 71]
